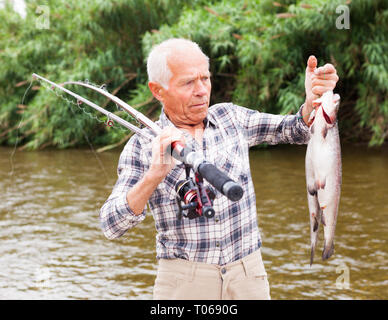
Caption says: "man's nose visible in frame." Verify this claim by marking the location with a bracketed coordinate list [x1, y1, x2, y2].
[194, 79, 208, 96]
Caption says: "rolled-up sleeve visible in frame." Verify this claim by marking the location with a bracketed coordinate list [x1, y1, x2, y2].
[99, 135, 147, 239]
[234, 104, 310, 147]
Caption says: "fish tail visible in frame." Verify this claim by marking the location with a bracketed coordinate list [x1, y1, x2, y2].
[322, 241, 335, 260]
[313, 215, 319, 232]
[310, 244, 316, 266]
[310, 230, 319, 266]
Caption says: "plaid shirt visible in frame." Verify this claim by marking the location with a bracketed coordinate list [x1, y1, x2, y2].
[100, 103, 309, 265]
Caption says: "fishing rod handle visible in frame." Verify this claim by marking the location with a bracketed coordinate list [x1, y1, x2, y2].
[171, 142, 244, 202]
[197, 162, 244, 202]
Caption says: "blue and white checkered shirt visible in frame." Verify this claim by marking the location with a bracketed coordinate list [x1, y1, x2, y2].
[100, 103, 309, 265]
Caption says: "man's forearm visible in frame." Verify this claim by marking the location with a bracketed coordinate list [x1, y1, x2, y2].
[302, 97, 314, 126]
[126, 169, 164, 215]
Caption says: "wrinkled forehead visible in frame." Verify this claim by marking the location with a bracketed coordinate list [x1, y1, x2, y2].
[167, 48, 209, 75]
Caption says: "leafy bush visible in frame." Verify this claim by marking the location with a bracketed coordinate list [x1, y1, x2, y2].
[0, 0, 190, 149]
[0, 0, 387, 149]
[140, 0, 388, 145]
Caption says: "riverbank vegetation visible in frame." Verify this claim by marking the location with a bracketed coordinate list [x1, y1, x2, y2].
[1, 0, 387, 150]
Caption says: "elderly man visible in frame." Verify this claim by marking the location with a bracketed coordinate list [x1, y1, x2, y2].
[100, 38, 339, 300]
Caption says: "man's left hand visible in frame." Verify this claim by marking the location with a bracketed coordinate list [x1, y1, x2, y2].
[305, 55, 339, 102]
[302, 55, 339, 123]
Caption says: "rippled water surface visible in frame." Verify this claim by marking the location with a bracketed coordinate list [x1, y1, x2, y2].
[0, 144, 387, 299]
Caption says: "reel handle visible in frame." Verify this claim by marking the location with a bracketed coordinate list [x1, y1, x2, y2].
[202, 206, 215, 218]
[197, 162, 243, 202]
[170, 141, 244, 202]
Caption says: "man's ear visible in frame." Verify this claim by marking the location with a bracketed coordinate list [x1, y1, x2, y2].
[148, 82, 164, 102]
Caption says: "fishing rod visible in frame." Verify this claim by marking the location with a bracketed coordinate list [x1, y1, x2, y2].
[32, 73, 157, 140]
[60, 79, 162, 135]
[32, 73, 244, 218]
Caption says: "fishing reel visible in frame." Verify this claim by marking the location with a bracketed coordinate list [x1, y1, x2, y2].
[175, 165, 216, 220]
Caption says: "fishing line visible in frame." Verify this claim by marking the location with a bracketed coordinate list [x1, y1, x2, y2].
[39, 79, 132, 132]
[37, 78, 128, 182]
[39, 80, 105, 126]
[68, 102, 110, 183]
[298, 109, 314, 120]
[9, 77, 34, 177]
[32, 73, 244, 205]
[10, 76, 120, 184]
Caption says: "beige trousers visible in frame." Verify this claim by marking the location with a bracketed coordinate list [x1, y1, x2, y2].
[153, 249, 270, 300]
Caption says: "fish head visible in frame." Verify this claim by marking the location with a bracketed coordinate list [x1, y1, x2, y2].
[313, 91, 340, 127]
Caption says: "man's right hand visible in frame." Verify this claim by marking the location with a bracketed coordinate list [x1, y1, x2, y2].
[126, 127, 185, 215]
[148, 126, 185, 181]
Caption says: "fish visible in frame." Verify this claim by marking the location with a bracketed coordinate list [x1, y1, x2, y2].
[305, 90, 342, 265]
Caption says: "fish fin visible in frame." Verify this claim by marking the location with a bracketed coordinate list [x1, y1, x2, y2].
[310, 245, 316, 266]
[321, 126, 328, 138]
[321, 178, 326, 189]
[308, 109, 316, 127]
[312, 98, 322, 108]
[316, 178, 326, 190]
[310, 230, 318, 266]
[322, 242, 335, 260]
[333, 94, 340, 104]
[321, 211, 326, 226]
[313, 214, 319, 232]
[310, 213, 319, 266]
[308, 185, 317, 196]
[333, 94, 340, 111]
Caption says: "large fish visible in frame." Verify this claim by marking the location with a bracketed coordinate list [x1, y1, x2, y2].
[305, 90, 342, 265]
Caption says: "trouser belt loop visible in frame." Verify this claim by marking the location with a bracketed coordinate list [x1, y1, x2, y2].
[189, 263, 196, 282]
[241, 255, 252, 277]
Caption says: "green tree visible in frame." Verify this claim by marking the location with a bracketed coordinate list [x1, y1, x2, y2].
[0, 0, 193, 149]
[1, 0, 387, 149]
[140, 0, 388, 145]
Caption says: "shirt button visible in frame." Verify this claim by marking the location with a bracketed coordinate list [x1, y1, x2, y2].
[216, 242, 220, 247]
[215, 218, 220, 223]
[221, 268, 226, 274]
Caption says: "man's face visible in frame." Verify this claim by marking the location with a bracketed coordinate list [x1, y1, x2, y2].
[160, 49, 211, 129]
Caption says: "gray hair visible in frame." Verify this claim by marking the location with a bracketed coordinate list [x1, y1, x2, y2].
[146, 38, 209, 89]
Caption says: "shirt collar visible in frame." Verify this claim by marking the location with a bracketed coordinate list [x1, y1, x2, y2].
[159, 106, 218, 129]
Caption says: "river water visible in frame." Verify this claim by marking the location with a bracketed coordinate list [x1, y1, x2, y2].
[0, 144, 387, 299]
